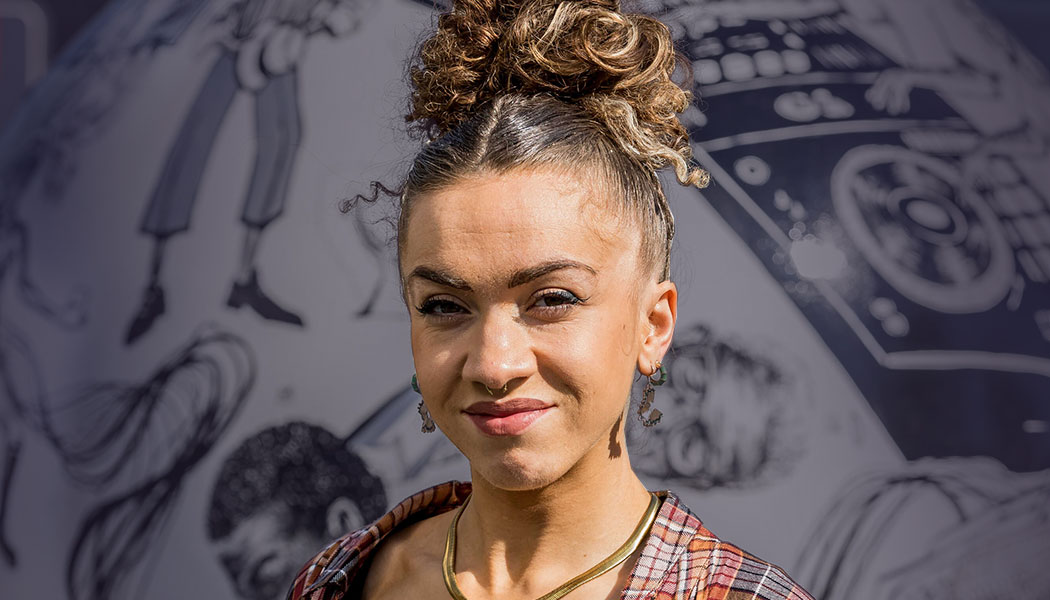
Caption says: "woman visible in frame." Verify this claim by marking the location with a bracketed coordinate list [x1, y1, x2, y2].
[288, 1, 814, 598]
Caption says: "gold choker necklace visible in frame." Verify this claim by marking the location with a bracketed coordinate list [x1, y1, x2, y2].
[442, 492, 660, 600]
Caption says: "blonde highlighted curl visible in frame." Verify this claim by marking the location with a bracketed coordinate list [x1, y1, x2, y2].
[407, 0, 709, 189]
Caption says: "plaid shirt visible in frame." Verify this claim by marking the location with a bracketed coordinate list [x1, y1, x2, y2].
[287, 481, 814, 600]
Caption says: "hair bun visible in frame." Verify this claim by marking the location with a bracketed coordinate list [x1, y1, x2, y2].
[408, 0, 707, 187]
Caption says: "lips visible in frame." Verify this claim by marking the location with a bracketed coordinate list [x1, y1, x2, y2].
[464, 398, 553, 436]
[465, 398, 552, 415]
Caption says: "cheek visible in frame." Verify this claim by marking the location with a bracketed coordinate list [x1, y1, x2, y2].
[535, 314, 638, 405]
[410, 324, 464, 395]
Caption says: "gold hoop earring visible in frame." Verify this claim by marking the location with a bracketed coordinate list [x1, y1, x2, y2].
[637, 361, 666, 427]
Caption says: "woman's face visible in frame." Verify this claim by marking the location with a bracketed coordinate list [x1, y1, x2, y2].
[400, 168, 676, 491]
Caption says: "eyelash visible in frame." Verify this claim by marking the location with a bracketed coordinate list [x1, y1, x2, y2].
[415, 290, 585, 319]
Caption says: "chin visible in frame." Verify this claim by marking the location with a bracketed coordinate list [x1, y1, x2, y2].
[469, 446, 569, 492]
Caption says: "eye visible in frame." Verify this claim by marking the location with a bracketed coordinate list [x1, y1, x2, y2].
[531, 289, 584, 313]
[416, 297, 467, 318]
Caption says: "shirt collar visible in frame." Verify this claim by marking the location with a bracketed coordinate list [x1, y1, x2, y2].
[300, 480, 702, 598]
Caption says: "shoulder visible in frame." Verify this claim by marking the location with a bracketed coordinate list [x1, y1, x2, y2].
[360, 503, 450, 599]
[285, 480, 471, 600]
[650, 491, 815, 600]
[680, 536, 814, 600]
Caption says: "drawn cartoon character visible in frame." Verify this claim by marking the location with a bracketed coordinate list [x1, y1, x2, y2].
[629, 324, 805, 490]
[207, 422, 387, 600]
[125, 0, 370, 344]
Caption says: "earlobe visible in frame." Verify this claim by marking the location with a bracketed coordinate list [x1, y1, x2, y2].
[638, 281, 677, 374]
[326, 497, 365, 538]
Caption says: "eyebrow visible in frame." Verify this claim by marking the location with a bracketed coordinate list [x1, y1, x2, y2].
[406, 259, 596, 291]
[408, 266, 473, 291]
[507, 260, 596, 288]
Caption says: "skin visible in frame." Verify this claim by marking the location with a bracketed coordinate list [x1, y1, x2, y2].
[362, 167, 677, 599]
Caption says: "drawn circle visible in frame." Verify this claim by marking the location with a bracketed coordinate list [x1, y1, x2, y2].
[886, 188, 968, 246]
[869, 297, 897, 319]
[883, 314, 910, 337]
[734, 155, 772, 186]
[832, 145, 1014, 313]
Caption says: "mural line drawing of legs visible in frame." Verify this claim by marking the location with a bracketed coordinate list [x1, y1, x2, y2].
[126, 51, 239, 345]
[126, 50, 305, 345]
[225, 66, 304, 327]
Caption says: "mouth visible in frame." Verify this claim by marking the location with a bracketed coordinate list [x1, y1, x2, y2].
[463, 398, 554, 436]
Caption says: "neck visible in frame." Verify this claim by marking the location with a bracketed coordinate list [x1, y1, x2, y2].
[453, 420, 653, 597]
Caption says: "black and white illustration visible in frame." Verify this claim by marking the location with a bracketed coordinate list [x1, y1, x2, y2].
[0, 170, 87, 567]
[649, 0, 1050, 593]
[65, 328, 255, 600]
[207, 421, 387, 600]
[125, 0, 372, 344]
[797, 458, 1050, 599]
[654, 0, 1050, 468]
[0, 0, 1047, 598]
[629, 323, 807, 491]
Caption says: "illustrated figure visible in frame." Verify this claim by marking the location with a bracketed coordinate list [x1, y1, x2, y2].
[64, 327, 255, 600]
[125, 0, 369, 344]
[207, 422, 387, 600]
[629, 324, 805, 490]
[0, 204, 86, 567]
[797, 458, 1050, 600]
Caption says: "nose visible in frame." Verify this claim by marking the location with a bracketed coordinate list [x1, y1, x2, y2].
[461, 305, 535, 395]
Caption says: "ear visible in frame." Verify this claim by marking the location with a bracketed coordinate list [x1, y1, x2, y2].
[326, 496, 365, 538]
[637, 280, 677, 376]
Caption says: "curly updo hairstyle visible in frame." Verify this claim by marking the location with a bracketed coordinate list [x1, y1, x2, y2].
[354, 0, 708, 281]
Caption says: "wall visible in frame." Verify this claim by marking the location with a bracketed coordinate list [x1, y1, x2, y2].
[0, 1, 1048, 598]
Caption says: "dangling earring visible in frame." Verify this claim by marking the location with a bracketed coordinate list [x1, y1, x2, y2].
[412, 374, 435, 433]
[637, 361, 666, 427]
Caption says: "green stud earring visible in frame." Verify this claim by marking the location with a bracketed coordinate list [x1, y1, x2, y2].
[411, 374, 420, 393]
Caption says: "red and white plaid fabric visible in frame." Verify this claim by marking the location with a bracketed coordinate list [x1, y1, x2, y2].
[286, 480, 814, 600]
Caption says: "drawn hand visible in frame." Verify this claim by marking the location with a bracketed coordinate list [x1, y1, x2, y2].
[261, 25, 306, 76]
[235, 35, 269, 92]
[867, 69, 916, 115]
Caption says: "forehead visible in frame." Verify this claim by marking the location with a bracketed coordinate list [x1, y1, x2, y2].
[401, 169, 638, 279]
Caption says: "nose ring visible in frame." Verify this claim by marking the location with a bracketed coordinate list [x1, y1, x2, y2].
[485, 383, 509, 396]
